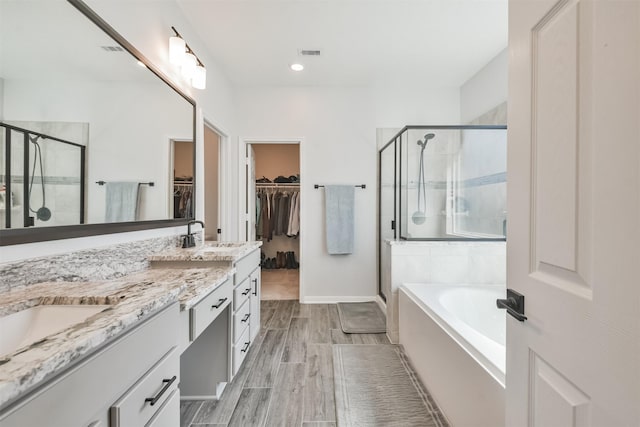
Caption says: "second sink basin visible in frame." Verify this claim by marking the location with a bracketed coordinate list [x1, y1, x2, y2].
[0, 305, 110, 358]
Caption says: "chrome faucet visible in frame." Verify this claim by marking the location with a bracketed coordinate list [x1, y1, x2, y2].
[182, 220, 205, 248]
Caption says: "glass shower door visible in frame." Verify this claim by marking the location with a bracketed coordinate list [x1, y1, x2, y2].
[378, 138, 397, 301]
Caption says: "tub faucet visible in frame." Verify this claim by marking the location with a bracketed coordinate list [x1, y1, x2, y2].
[182, 220, 205, 248]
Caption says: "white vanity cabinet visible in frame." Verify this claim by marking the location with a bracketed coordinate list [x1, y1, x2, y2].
[188, 277, 232, 342]
[249, 267, 261, 341]
[180, 277, 233, 400]
[230, 250, 261, 375]
[0, 303, 180, 427]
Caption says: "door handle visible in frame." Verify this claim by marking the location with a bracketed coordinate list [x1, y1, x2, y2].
[496, 289, 527, 322]
[252, 278, 258, 296]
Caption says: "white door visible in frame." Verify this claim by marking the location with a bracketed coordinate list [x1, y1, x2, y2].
[507, 0, 639, 426]
[246, 144, 256, 241]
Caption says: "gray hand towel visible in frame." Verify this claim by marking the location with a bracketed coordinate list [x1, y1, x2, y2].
[325, 185, 355, 255]
[105, 182, 140, 222]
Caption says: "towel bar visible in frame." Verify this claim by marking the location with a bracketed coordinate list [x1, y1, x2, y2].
[314, 184, 365, 189]
[96, 181, 154, 186]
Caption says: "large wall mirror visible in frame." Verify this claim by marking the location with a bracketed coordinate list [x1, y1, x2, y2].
[0, 0, 196, 245]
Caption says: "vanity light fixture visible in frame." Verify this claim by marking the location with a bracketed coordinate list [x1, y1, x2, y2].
[290, 63, 304, 71]
[169, 35, 186, 65]
[169, 26, 207, 89]
[192, 64, 207, 90]
[181, 52, 197, 78]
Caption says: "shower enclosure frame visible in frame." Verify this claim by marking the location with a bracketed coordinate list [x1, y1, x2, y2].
[1, 123, 86, 229]
[377, 125, 507, 298]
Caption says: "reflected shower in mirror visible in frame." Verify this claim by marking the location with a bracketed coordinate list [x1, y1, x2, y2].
[0, 0, 195, 232]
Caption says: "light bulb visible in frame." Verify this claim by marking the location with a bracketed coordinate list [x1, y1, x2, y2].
[181, 52, 197, 79]
[169, 36, 186, 65]
[192, 65, 207, 89]
[290, 63, 304, 71]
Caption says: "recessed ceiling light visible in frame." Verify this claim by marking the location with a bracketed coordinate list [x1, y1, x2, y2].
[137, 60, 147, 68]
[290, 63, 304, 71]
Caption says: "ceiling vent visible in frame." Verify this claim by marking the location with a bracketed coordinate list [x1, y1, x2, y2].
[299, 49, 321, 56]
[101, 45, 124, 52]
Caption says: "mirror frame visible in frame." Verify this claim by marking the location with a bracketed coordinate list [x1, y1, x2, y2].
[0, 0, 197, 246]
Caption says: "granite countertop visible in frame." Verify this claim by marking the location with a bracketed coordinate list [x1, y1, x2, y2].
[148, 241, 263, 263]
[0, 266, 234, 410]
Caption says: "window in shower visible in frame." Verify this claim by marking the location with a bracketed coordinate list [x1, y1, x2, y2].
[385, 125, 506, 241]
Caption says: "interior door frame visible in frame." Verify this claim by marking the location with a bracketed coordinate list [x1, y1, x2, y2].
[240, 137, 304, 301]
[168, 137, 194, 220]
[202, 117, 228, 241]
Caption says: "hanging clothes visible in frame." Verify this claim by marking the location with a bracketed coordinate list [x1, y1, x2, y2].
[276, 192, 289, 235]
[255, 186, 299, 240]
[287, 191, 300, 236]
[173, 183, 193, 218]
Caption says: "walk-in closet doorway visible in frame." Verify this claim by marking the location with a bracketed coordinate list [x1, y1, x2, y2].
[245, 139, 302, 302]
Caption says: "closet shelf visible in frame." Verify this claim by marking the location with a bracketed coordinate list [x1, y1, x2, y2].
[256, 182, 299, 188]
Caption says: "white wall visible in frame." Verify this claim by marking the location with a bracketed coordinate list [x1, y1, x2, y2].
[373, 85, 460, 127]
[1, 0, 237, 262]
[236, 85, 459, 301]
[460, 48, 508, 124]
[0, 78, 4, 120]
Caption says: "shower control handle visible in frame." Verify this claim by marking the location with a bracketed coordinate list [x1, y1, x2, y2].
[496, 289, 527, 322]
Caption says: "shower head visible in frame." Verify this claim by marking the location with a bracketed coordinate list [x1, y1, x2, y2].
[417, 133, 436, 149]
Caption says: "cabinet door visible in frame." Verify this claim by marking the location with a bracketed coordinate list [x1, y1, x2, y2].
[249, 267, 261, 340]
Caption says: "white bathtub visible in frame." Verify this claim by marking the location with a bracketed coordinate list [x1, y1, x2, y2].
[399, 283, 506, 427]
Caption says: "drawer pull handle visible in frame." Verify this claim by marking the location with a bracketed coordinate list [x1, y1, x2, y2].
[212, 298, 228, 309]
[252, 278, 258, 296]
[241, 342, 250, 353]
[242, 288, 251, 296]
[241, 313, 251, 322]
[145, 375, 177, 406]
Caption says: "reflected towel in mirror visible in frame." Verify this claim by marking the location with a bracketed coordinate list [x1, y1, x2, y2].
[105, 182, 140, 222]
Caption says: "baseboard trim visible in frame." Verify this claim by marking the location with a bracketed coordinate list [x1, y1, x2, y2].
[180, 394, 218, 401]
[299, 295, 378, 304]
[375, 295, 386, 314]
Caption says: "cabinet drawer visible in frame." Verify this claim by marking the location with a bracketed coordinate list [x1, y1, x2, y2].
[190, 278, 232, 341]
[233, 276, 252, 310]
[234, 249, 260, 285]
[0, 304, 179, 427]
[110, 346, 179, 427]
[145, 388, 179, 427]
[233, 298, 251, 344]
[232, 326, 251, 376]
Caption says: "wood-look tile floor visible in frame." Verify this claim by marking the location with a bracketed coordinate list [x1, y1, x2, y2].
[180, 300, 416, 427]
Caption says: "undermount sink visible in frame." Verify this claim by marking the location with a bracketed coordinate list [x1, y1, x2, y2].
[0, 305, 110, 358]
